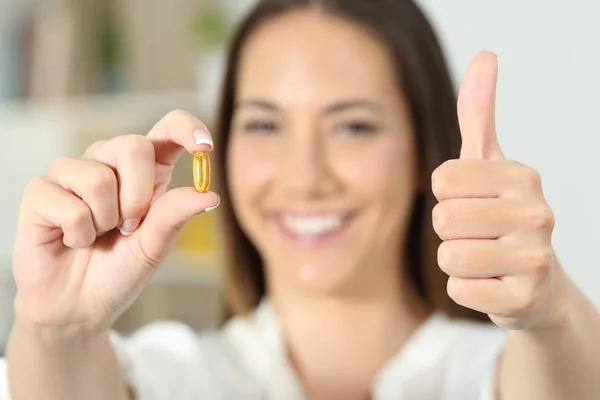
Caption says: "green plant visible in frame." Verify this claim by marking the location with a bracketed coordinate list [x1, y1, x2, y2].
[190, 6, 232, 50]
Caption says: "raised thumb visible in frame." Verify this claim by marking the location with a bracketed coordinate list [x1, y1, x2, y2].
[457, 51, 504, 160]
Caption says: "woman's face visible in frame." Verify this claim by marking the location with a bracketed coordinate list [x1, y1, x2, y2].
[227, 10, 418, 294]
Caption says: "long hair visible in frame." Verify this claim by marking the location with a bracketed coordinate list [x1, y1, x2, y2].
[212, 0, 488, 323]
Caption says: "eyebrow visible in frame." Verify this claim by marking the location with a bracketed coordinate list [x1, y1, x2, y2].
[235, 98, 384, 115]
[322, 100, 384, 116]
[235, 99, 280, 111]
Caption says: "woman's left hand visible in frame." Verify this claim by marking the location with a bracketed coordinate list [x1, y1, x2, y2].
[431, 51, 565, 331]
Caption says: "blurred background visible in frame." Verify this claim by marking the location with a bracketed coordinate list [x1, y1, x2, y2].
[1, 0, 600, 351]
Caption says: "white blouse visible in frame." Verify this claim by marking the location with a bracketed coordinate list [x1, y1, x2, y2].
[0, 300, 506, 400]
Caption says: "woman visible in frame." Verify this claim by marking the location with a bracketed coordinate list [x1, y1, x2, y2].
[2, 0, 600, 399]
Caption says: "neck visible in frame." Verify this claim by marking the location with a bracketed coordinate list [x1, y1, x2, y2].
[268, 263, 429, 400]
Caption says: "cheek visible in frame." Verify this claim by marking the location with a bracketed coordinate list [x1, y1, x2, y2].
[336, 138, 416, 203]
[227, 138, 275, 210]
[357, 137, 418, 244]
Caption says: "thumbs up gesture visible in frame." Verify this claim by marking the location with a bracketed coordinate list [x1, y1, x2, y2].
[432, 52, 563, 331]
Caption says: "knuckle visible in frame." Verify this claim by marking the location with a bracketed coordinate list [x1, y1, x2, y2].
[524, 246, 553, 273]
[63, 203, 91, 229]
[526, 205, 555, 232]
[522, 165, 543, 190]
[511, 289, 536, 315]
[83, 140, 106, 157]
[120, 134, 154, 155]
[22, 177, 46, 209]
[85, 165, 116, 194]
[510, 162, 542, 191]
[163, 109, 207, 132]
[49, 156, 72, 171]
[165, 108, 193, 122]
[24, 176, 45, 197]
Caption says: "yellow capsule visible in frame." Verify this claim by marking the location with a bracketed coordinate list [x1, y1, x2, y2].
[193, 151, 211, 192]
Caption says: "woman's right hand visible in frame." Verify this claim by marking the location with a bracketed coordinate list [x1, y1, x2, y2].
[11, 110, 219, 338]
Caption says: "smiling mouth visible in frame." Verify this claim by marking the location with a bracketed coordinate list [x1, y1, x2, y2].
[275, 212, 354, 245]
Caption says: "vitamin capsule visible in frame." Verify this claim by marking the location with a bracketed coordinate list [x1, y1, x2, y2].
[193, 151, 211, 192]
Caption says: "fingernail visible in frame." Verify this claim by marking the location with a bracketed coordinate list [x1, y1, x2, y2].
[119, 218, 140, 236]
[204, 204, 219, 213]
[194, 199, 220, 218]
[193, 129, 213, 149]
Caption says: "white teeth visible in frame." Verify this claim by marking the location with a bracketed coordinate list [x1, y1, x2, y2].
[282, 214, 343, 237]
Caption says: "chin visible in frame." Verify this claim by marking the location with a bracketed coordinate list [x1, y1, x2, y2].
[287, 258, 366, 296]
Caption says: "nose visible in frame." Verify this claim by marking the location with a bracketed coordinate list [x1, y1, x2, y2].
[279, 133, 337, 200]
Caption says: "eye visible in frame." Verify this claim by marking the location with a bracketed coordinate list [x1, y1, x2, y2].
[335, 121, 378, 136]
[243, 119, 279, 134]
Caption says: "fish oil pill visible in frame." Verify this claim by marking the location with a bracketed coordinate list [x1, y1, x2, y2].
[193, 151, 211, 192]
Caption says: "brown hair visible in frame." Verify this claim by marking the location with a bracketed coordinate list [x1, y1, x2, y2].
[213, 0, 488, 322]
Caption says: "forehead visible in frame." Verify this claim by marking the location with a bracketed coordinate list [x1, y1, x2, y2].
[236, 10, 400, 104]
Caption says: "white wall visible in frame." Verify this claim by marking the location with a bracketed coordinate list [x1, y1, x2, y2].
[418, 0, 600, 306]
